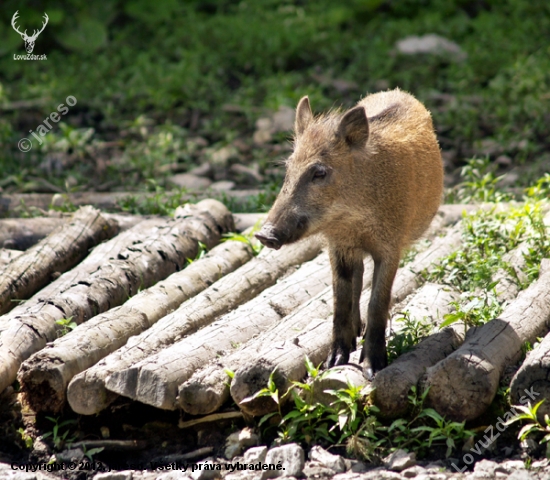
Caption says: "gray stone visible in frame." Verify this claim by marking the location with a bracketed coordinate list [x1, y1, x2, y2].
[507, 471, 536, 480]
[168, 173, 212, 190]
[350, 461, 369, 473]
[261, 443, 305, 479]
[224, 428, 260, 460]
[474, 459, 499, 476]
[308, 446, 346, 473]
[94, 472, 133, 480]
[396, 34, 467, 61]
[210, 181, 235, 192]
[243, 446, 268, 465]
[402, 465, 427, 478]
[310, 365, 368, 407]
[383, 449, 417, 472]
[155, 473, 193, 480]
[190, 458, 222, 480]
[303, 461, 336, 478]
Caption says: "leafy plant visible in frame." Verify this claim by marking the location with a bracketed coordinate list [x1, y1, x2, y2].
[42, 416, 78, 450]
[17, 428, 33, 449]
[387, 312, 433, 363]
[448, 157, 512, 204]
[55, 316, 77, 337]
[506, 400, 550, 457]
[186, 241, 207, 264]
[256, 358, 474, 461]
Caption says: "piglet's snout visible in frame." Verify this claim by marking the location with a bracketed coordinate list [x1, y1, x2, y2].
[255, 223, 282, 250]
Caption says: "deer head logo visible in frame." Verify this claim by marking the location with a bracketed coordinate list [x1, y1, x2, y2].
[11, 11, 49, 54]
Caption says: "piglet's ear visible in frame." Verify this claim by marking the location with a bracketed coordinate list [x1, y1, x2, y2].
[295, 96, 313, 136]
[338, 106, 369, 147]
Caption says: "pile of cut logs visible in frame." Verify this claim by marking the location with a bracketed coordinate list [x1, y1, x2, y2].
[0, 199, 549, 423]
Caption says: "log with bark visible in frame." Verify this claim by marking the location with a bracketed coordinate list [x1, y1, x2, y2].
[0, 249, 23, 269]
[18, 239, 253, 413]
[179, 215, 464, 416]
[424, 258, 550, 421]
[0, 206, 118, 315]
[106, 252, 333, 410]
[0, 199, 233, 394]
[67, 236, 322, 415]
[510, 327, 550, 421]
[229, 223, 465, 416]
[370, 284, 462, 417]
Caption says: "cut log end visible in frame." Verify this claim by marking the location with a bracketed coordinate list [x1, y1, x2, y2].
[178, 377, 229, 416]
[67, 373, 119, 416]
[230, 360, 288, 417]
[424, 354, 498, 421]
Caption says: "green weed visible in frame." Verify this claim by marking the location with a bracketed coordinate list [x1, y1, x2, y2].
[42, 416, 78, 451]
[257, 358, 474, 461]
[387, 312, 433, 363]
[55, 316, 77, 337]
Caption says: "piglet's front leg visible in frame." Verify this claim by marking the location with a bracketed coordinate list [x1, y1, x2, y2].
[326, 248, 364, 368]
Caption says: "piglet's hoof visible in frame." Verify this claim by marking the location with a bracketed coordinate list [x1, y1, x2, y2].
[325, 346, 351, 369]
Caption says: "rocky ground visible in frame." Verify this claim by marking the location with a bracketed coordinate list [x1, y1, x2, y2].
[2, 442, 549, 480]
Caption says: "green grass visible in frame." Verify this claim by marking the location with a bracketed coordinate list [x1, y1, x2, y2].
[1, 0, 550, 199]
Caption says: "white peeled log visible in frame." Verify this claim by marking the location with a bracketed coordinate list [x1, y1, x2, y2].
[67, 236, 322, 415]
[18, 239, 253, 413]
[107, 252, 332, 409]
[424, 259, 550, 421]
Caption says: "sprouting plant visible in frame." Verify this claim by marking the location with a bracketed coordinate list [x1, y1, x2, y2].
[222, 228, 264, 256]
[83, 445, 104, 461]
[186, 242, 208, 264]
[506, 400, 550, 456]
[440, 290, 503, 331]
[387, 312, 433, 363]
[55, 316, 77, 337]
[256, 359, 474, 461]
[17, 428, 33, 449]
[448, 157, 511, 204]
[42, 416, 78, 450]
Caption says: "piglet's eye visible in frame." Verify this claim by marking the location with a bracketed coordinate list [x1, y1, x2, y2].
[312, 166, 327, 180]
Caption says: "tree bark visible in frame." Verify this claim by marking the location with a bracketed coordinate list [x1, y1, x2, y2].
[424, 259, 550, 421]
[0, 249, 23, 269]
[0, 206, 118, 315]
[0, 199, 233, 394]
[67, 236, 322, 415]
[18, 240, 253, 413]
[179, 216, 464, 416]
[371, 283, 462, 417]
[108, 252, 332, 410]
